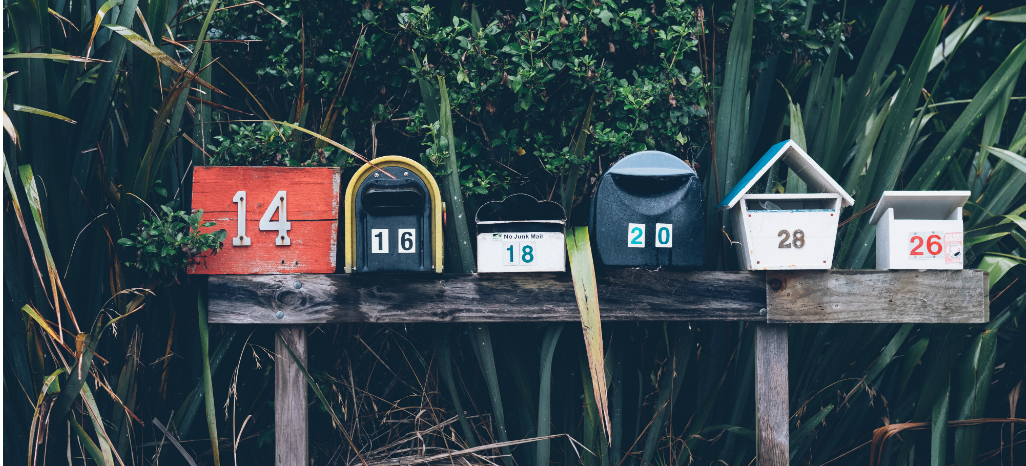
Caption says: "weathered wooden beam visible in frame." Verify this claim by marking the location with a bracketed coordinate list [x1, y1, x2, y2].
[766, 270, 989, 323]
[208, 270, 766, 323]
[754, 324, 789, 466]
[275, 326, 308, 466]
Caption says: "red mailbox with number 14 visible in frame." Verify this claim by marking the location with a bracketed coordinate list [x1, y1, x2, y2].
[189, 167, 341, 274]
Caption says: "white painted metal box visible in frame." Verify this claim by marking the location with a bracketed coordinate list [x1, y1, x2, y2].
[718, 140, 854, 270]
[869, 191, 968, 270]
[475, 194, 567, 273]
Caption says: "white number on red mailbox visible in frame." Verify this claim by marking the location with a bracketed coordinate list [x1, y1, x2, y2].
[232, 191, 252, 246]
[259, 191, 291, 246]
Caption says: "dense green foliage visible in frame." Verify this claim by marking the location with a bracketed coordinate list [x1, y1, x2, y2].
[4, 1, 1026, 466]
[193, 0, 836, 203]
[116, 205, 227, 278]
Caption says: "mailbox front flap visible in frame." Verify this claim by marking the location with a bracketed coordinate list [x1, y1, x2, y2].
[361, 179, 426, 215]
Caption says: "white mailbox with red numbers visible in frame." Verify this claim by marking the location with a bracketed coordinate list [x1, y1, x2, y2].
[717, 140, 855, 270]
[868, 191, 969, 270]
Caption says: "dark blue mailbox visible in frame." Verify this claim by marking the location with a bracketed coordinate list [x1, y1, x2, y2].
[588, 151, 704, 267]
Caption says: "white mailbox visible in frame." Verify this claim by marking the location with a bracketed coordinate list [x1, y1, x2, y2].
[475, 194, 567, 273]
[717, 140, 854, 270]
[868, 191, 968, 270]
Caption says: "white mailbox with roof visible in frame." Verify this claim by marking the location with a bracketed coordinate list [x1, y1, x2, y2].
[868, 191, 969, 270]
[718, 140, 854, 270]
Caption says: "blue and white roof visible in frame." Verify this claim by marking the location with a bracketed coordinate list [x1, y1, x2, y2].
[716, 139, 854, 210]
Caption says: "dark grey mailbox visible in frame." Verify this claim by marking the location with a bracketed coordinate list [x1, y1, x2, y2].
[588, 150, 704, 267]
[343, 156, 444, 273]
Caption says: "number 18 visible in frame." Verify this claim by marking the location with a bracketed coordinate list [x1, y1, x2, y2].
[506, 243, 535, 265]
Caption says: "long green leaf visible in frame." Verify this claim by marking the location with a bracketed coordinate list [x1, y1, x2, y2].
[952, 330, 998, 466]
[196, 279, 220, 466]
[437, 76, 475, 273]
[790, 404, 834, 461]
[69, 0, 141, 229]
[18, 164, 72, 326]
[786, 98, 808, 193]
[468, 324, 514, 466]
[834, 0, 916, 156]
[10, 104, 76, 123]
[566, 227, 611, 442]
[985, 6, 1026, 22]
[561, 93, 594, 215]
[69, 414, 110, 466]
[706, 0, 755, 269]
[437, 327, 478, 447]
[80, 384, 117, 466]
[86, 0, 124, 57]
[104, 25, 220, 93]
[536, 323, 565, 466]
[986, 146, 1026, 175]
[931, 377, 949, 466]
[907, 38, 1026, 190]
[2, 53, 105, 63]
[841, 9, 947, 268]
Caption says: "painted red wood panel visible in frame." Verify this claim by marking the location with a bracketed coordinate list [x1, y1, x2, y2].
[189, 167, 340, 274]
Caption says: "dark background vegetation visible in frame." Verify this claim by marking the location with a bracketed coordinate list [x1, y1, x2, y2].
[4, 0, 1026, 465]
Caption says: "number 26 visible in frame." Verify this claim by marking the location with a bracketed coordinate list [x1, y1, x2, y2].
[910, 235, 941, 256]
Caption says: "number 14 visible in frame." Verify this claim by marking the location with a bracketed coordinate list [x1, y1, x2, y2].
[233, 191, 291, 246]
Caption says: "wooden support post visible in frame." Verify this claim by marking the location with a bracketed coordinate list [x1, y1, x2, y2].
[276, 325, 308, 466]
[755, 323, 788, 466]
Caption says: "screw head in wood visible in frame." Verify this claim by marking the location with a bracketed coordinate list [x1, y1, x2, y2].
[276, 311, 285, 319]
[759, 308, 767, 316]
[294, 281, 302, 289]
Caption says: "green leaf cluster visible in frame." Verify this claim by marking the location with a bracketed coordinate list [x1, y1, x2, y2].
[117, 204, 227, 278]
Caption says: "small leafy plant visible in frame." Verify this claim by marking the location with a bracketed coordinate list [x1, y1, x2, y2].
[118, 204, 228, 278]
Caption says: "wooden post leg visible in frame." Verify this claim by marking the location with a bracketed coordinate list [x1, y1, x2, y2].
[276, 325, 308, 466]
[755, 323, 788, 466]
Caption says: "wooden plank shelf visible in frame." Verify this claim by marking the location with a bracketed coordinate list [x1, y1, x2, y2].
[207, 268, 988, 466]
[209, 269, 766, 323]
[766, 270, 989, 324]
[208, 269, 988, 324]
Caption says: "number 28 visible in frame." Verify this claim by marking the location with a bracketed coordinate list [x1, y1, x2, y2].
[777, 229, 805, 249]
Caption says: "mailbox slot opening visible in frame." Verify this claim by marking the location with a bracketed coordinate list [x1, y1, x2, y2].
[745, 199, 834, 211]
[362, 182, 426, 216]
[610, 172, 690, 195]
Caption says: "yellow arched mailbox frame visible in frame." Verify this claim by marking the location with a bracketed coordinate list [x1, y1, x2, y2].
[343, 156, 444, 273]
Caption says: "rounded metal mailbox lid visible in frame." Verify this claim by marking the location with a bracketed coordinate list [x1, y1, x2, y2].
[606, 151, 696, 177]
